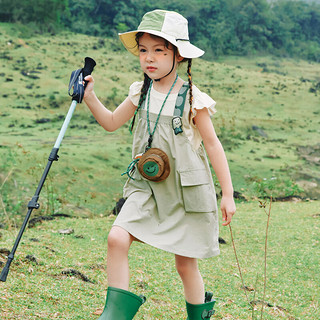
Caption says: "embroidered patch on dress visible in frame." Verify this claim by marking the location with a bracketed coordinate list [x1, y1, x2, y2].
[172, 116, 183, 135]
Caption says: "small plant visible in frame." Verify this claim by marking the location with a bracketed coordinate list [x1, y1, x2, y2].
[0, 149, 25, 225]
[229, 197, 272, 319]
[247, 175, 304, 199]
[44, 178, 62, 215]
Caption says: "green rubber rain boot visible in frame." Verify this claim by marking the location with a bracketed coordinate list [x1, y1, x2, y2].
[186, 292, 216, 319]
[97, 287, 146, 320]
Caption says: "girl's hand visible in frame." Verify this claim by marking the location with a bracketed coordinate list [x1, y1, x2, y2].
[84, 75, 95, 99]
[221, 195, 236, 226]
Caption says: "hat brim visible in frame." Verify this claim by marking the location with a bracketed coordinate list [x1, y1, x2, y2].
[119, 30, 204, 59]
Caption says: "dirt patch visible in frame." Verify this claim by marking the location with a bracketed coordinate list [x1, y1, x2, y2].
[297, 143, 320, 166]
[18, 39, 29, 48]
[295, 143, 320, 199]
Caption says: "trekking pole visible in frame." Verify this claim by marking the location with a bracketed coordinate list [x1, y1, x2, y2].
[0, 57, 96, 282]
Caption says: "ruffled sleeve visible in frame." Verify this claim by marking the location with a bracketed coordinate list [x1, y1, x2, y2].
[182, 85, 217, 150]
[128, 81, 143, 106]
[190, 85, 217, 124]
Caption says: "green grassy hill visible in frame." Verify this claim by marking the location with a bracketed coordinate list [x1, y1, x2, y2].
[1, 22, 320, 223]
[1, 23, 320, 320]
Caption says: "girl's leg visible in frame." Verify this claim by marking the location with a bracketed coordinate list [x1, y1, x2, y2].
[97, 227, 145, 320]
[175, 254, 205, 304]
[107, 226, 135, 290]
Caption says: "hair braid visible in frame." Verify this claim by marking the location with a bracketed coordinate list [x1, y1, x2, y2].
[187, 59, 193, 121]
[138, 73, 151, 109]
[129, 73, 151, 133]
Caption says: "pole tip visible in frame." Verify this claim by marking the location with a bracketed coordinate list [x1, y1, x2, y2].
[0, 265, 9, 282]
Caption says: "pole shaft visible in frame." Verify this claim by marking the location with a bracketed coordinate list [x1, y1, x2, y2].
[54, 100, 77, 148]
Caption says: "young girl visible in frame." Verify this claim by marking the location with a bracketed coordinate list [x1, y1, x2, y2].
[84, 9, 236, 320]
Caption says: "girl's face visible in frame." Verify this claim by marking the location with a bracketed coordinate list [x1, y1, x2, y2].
[138, 33, 181, 81]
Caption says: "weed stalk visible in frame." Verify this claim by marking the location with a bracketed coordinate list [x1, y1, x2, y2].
[252, 273, 260, 319]
[229, 197, 273, 319]
[260, 197, 272, 319]
[229, 224, 252, 308]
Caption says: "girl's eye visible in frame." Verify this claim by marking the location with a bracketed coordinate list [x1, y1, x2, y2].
[139, 48, 146, 53]
[155, 48, 163, 52]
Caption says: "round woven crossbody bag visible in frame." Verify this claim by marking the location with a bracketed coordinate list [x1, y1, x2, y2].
[137, 148, 170, 182]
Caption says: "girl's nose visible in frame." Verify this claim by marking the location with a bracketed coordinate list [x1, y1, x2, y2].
[146, 52, 154, 62]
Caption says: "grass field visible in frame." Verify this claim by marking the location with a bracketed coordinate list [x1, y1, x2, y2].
[0, 23, 320, 319]
[1, 200, 319, 319]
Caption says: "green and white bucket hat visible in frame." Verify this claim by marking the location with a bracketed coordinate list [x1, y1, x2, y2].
[119, 9, 204, 59]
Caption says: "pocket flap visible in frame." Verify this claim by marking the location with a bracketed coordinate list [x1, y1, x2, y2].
[179, 169, 210, 186]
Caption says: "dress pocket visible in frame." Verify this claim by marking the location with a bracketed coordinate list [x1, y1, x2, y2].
[179, 169, 216, 213]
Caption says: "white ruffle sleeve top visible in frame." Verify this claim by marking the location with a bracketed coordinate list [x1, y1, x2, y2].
[128, 81, 217, 150]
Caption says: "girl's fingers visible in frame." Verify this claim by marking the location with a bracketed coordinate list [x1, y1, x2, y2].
[84, 75, 93, 82]
[222, 208, 227, 221]
[221, 207, 229, 226]
[221, 197, 236, 226]
[221, 207, 235, 226]
[222, 213, 231, 226]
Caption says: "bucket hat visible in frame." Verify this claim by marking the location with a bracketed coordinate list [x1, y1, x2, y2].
[119, 9, 204, 59]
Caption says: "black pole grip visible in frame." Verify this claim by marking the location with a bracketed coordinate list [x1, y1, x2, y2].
[83, 57, 96, 78]
[83, 57, 96, 92]
[68, 57, 96, 103]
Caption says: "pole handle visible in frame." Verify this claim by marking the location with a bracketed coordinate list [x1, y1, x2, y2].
[83, 57, 96, 79]
[68, 57, 96, 103]
[83, 57, 96, 90]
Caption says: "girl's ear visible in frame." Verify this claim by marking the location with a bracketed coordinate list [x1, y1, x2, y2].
[176, 52, 184, 62]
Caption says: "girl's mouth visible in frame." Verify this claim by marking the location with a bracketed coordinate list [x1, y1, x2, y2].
[147, 66, 157, 71]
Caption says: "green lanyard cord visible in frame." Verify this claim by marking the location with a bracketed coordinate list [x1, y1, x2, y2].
[121, 158, 140, 180]
[146, 74, 178, 150]
[122, 74, 178, 180]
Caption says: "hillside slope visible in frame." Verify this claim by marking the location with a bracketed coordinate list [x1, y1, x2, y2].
[1, 23, 320, 220]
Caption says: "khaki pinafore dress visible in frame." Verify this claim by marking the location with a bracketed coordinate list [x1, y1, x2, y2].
[114, 83, 220, 259]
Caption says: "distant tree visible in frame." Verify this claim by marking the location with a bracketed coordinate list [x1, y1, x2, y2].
[0, 0, 68, 31]
[0, 0, 14, 22]
[271, 0, 320, 42]
[1, 0, 319, 61]
[270, 0, 320, 60]
[184, 0, 237, 56]
[233, 0, 273, 53]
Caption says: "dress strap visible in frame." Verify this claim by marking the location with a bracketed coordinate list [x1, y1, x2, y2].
[172, 82, 189, 135]
[173, 82, 189, 117]
[139, 82, 188, 114]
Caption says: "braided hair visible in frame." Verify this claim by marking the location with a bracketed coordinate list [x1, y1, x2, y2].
[186, 58, 193, 121]
[138, 73, 151, 108]
[129, 73, 151, 133]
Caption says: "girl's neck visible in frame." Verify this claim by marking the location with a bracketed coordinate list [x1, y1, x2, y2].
[152, 72, 183, 94]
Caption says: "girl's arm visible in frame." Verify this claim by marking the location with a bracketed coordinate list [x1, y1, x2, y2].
[194, 108, 236, 226]
[83, 75, 137, 132]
